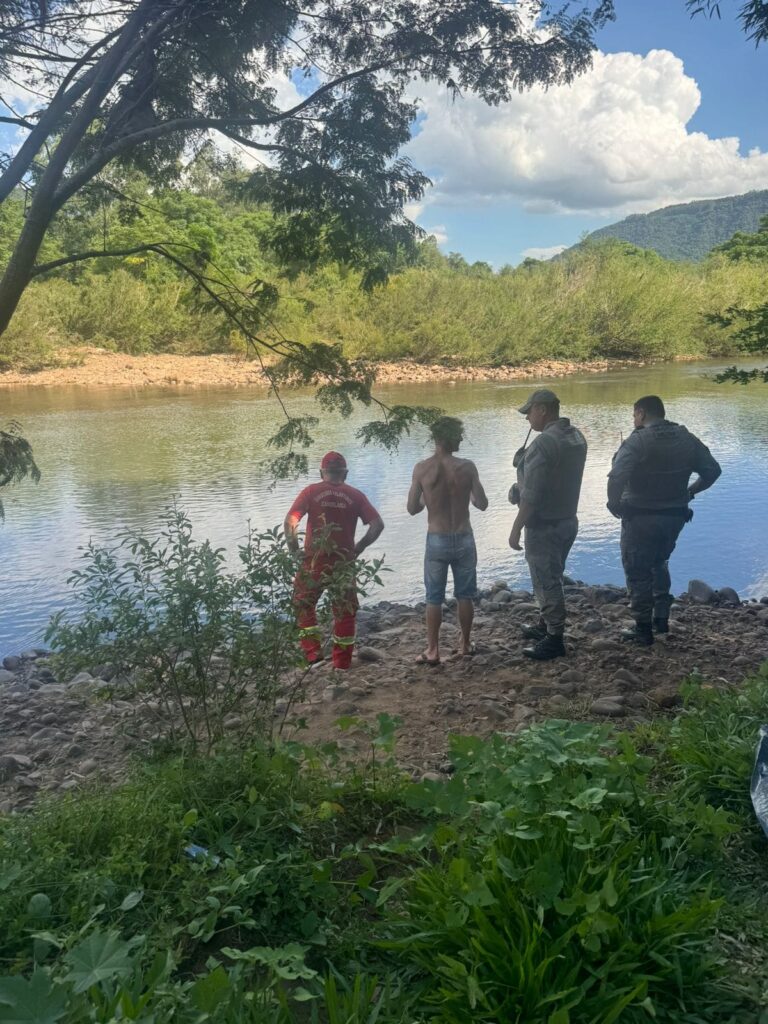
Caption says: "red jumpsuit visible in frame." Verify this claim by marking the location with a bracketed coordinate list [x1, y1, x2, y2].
[287, 482, 380, 669]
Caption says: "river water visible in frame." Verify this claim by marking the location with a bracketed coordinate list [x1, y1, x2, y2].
[1, 360, 767, 655]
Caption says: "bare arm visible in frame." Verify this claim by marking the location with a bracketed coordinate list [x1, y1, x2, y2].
[470, 463, 488, 511]
[688, 439, 722, 497]
[284, 512, 302, 553]
[407, 466, 425, 516]
[354, 515, 384, 557]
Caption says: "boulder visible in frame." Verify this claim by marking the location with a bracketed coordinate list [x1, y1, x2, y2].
[717, 587, 740, 607]
[688, 579, 716, 604]
[0, 669, 16, 685]
[2, 656, 21, 671]
[0, 753, 34, 781]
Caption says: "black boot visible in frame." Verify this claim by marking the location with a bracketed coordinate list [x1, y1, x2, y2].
[653, 617, 669, 634]
[620, 622, 654, 646]
[523, 633, 566, 660]
[521, 620, 547, 641]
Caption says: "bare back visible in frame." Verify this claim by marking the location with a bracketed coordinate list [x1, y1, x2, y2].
[411, 453, 483, 534]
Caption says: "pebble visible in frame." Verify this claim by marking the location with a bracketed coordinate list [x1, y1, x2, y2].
[559, 669, 585, 684]
[590, 699, 625, 717]
[590, 639, 621, 653]
[611, 668, 642, 688]
[356, 647, 383, 663]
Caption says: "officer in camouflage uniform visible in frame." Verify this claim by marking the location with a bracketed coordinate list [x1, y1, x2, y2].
[607, 395, 721, 646]
[509, 389, 588, 660]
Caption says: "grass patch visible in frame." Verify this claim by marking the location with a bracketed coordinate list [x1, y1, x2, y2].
[1, 674, 767, 1022]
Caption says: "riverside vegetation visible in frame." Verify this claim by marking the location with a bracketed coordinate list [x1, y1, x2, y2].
[1, 507, 768, 1022]
[2, 168, 767, 374]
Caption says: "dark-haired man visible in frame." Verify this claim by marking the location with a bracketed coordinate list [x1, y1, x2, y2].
[285, 451, 384, 669]
[607, 395, 721, 645]
[407, 416, 488, 665]
[509, 388, 587, 660]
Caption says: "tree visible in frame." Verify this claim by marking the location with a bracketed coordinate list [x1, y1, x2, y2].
[0, 1, 615, 466]
[0, 421, 40, 521]
[686, 0, 768, 45]
[708, 215, 768, 383]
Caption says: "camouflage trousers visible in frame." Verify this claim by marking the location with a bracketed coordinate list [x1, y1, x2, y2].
[620, 514, 686, 623]
[524, 516, 578, 635]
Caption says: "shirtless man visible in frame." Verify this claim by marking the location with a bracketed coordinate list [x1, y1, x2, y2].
[407, 416, 488, 665]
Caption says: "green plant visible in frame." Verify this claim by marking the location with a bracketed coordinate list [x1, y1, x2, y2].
[46, 505, 386, 751]
[0, 419, 41, 520]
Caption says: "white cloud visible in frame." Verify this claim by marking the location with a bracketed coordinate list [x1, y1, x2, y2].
[423, 224, 448, 245]
[521, 245, 566, 260]
[407, 49, 768, 216]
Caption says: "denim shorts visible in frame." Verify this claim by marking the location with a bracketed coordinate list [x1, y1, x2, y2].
[424, 532, 477, 605]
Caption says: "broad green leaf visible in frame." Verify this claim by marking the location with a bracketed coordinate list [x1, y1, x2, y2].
[63, 930, 137, 994]
[0, 970, 68, 1024]
[26, 895, 52, 920]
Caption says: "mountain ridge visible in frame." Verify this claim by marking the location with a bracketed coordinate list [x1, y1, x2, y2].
[565, 190, 768, 261]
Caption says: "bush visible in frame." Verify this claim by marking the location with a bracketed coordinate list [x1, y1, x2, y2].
[46, 505, 385, 752]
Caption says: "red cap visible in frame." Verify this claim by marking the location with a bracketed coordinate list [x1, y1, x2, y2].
[321, 451, 347, 470]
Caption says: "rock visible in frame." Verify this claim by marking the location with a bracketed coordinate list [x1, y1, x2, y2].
[602, 694, 626, 705]
[582, 619, 603, 634]
[547, 694, 570, 709]
[68, 671, 93, 687]
[559, 669, 585, 684]
[20, 649, 39, 661]
[648, 685, 682, 709]
[717, 587, 740, 607]
[91, 663, 117, 681]
[554, 681, 577, 696]
[480, 700, 508, 722]
[515, 603, 541, 615]
[2, 656, 21, 671]
[511, 704, 535, 725]
[524, 684, 554, 699]
[38, 684, 66, 697]
[611, 668, 642, 689]
[15, 775, 39, 790]
[625, 693, 647, 709]
[420, 770, 443, 782]
[688, 579, 716, 604]
[356, 646, 383, 663]
[590, 639, 621, 653]
[490, 580, 509, 592]
[590, 699, 625, 717]
[757, 607, 768, 623]
[0, 754, 34, 781]
[494, 590, 513, 604]
[0, 669, 16, 685]
[322, 684, 348, 701]
[223, 715, 243, 730]
[78, 759, 98, 774]
[733, 656, 753, 668]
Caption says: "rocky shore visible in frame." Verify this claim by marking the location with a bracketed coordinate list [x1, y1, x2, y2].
[2, 578, 766, 814]
[0, 348, 645, 389]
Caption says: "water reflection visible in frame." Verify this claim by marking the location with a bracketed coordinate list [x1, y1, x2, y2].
[1, 361, 767, 654]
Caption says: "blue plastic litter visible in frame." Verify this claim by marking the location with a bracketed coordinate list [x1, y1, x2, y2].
[183, 844, 221, 866]
[751, 725, 768, 839]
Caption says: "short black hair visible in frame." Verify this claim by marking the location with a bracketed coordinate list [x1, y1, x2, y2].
[430, 415, 464, 452]
[634, 395, 665, 419]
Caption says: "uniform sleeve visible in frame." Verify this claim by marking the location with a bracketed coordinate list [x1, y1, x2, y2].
[606, 432, 643, 506]
[691, 437, 722, 490]
[287, 486, 311, 521]
[520, 434, 557, 509]
[356, 491, 380, 525]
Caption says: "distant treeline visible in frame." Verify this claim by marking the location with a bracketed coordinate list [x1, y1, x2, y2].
[1, 166, 765, 370]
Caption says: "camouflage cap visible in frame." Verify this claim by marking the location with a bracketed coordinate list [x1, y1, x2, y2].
[518, 388, 560, 414]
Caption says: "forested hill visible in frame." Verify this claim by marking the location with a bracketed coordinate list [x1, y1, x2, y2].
[573, 191, 768, 261]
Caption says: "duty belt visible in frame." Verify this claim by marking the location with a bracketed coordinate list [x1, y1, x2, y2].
[622, 505, 693, 523]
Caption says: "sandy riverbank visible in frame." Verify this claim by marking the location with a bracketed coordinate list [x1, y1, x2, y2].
[0, 348, 645, 389]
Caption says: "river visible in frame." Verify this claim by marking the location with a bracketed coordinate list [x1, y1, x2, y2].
[1, 360, 767, 655]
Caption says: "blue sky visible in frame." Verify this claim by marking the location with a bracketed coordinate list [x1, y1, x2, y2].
[407, 0, 768, 265]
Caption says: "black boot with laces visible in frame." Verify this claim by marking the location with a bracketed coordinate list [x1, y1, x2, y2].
[523, 633, 566, 660]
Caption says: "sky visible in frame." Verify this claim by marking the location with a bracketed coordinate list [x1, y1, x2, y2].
[1, 0, 766, 266]
[406, 0, 768, 264]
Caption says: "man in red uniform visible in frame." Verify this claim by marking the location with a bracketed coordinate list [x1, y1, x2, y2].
[284, 452, 384, 669]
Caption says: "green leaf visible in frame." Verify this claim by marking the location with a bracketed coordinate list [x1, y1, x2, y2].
[182, 809, 198, 828]
[189, 966, 231, 1013]
[26, 894, 52, 920]
[63, 930, 138, 994]
[120, 890, 144, 912]
[0, 864, 23, 893]
[0, 970, 68, 1024]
